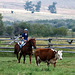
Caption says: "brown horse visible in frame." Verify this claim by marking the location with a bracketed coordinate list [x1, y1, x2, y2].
[18, 38, 36, 64]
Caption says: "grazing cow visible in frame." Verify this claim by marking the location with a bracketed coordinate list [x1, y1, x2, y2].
[35, 48, 62, 67]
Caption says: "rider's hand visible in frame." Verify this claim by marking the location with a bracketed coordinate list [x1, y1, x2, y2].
[24, 40, 27, 43]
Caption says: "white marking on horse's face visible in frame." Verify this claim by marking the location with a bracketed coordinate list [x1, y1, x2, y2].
[55, 50, 63, 60]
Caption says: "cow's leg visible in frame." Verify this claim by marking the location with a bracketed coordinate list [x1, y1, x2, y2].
[37, 56, 41, 66]
[23, 54, 26, 64]
[38, 59, 41, 64]
[18, 52, 22, 63]
[35, 56, 39, 66]
[54, 62, 56, 67]
[29, 54, 32, 64]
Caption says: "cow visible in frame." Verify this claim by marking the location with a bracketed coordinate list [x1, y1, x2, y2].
[34, 48, 62, 67]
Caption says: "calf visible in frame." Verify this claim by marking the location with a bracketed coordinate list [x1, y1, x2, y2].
[35, 48, 62, 67]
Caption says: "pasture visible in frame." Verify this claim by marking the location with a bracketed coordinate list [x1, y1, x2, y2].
[1, 8, 75, 22]
[0, 37, 75, 75]
[0, 56, 75, 75]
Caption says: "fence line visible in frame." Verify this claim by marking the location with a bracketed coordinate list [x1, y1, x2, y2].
[0, 50, 75, 53]
[0, 37, 75, 54]
[1, 44, 75, 46]
[0, 38, 75, 41]
[0, 51, 14, 53]
[0, 46, 75, 49]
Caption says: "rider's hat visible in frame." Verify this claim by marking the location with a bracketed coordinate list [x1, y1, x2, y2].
[24, 28, 28, 31]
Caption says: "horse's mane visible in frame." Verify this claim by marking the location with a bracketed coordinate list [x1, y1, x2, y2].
[26, 38, 35, 44]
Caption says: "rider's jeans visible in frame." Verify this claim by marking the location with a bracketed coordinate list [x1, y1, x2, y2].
[20, 41, 24, 48]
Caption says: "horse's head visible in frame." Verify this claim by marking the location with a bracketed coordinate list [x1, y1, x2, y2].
[29, 38, 36, 49]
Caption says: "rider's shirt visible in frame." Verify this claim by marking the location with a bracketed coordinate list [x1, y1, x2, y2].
[22, 33, 28, 41]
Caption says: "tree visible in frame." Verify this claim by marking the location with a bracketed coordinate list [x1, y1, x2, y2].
[24, 1, 33, 11]
[72, 27, 75, 32]
[5, 26, 13, 35]
[0, 14, 5, 35]
[24, 1, 41, 13]
[13, 22, 30, 36]
[35, 1, 41, 12]
[48, 2, 57, 13]
[53, 27, 67, 36]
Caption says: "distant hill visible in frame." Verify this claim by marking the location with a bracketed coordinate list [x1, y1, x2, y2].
[0, 0, 75, 9]
[0, 0, 75, 21]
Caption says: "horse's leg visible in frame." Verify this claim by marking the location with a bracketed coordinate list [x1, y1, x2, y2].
[29, 54, 32, 64]
[23, 54, 26, 64]
[17, 53, 18, 60]
[18, 52, 22, 63]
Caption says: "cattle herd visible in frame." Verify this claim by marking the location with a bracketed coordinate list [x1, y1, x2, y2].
[14, 38, 63, 68]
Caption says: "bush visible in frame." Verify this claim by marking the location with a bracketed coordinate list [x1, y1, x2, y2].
[13, 22, 30, 36]
[5, 26, 13, 35]
[72, 27, 75, 32]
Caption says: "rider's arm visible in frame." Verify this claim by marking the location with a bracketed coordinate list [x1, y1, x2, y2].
[27, 37, 29, 41]
[26, 33, 29, 42]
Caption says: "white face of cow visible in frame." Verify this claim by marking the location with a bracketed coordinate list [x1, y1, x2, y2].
[55, 50, 63, 60]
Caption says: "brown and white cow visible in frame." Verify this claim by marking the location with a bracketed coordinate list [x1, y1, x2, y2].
[34, 48, 62, 67]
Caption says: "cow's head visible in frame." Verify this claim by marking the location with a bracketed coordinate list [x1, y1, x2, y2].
[55, 50, 63, 60]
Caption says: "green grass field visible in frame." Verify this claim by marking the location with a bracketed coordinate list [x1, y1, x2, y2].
[0, 37, 75, 75]
[0, 56, 75, 75]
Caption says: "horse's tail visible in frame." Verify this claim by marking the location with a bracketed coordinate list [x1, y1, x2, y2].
[14, 43, 19, 54]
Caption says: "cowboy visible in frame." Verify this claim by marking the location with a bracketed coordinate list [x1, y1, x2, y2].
[19, 28, 29, 48]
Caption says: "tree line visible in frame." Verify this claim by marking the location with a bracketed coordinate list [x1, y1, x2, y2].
[0, 14, 67, 37]
[1, 13, 75, 37]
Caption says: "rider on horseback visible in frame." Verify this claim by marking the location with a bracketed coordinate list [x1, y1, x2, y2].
[18, 28, 29, 49]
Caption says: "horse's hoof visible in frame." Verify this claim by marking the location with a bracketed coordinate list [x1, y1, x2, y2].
[18, 61, 20, 63]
